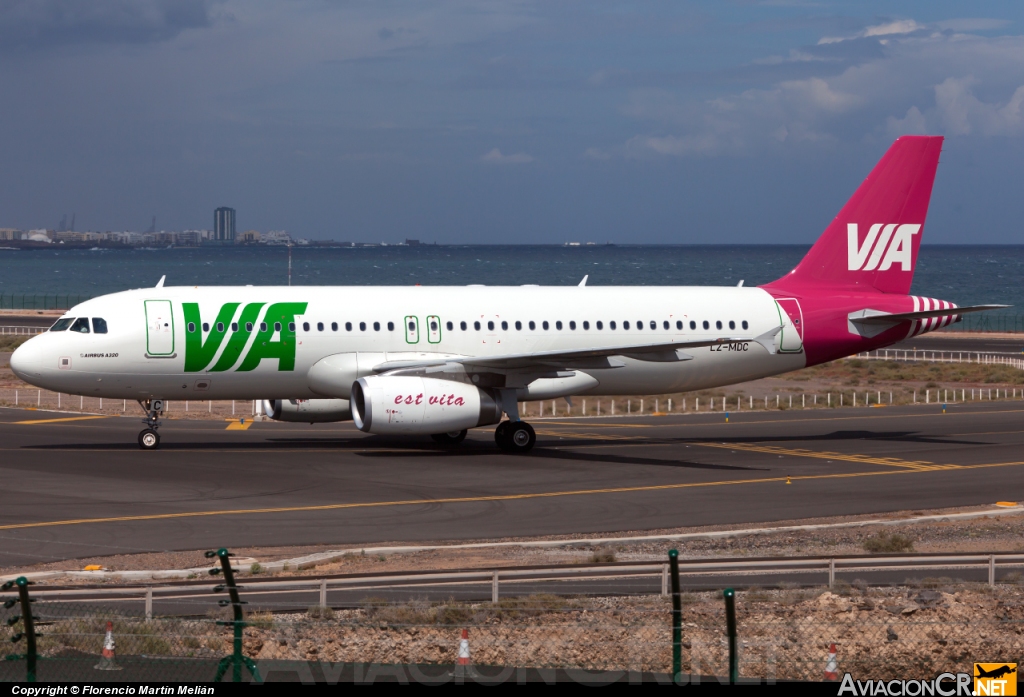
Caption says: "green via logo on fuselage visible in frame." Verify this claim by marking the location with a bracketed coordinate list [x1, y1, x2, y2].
[183, 302, 307, 372]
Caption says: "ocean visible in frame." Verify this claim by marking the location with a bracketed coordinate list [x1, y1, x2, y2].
[0, 245, 1020, 318]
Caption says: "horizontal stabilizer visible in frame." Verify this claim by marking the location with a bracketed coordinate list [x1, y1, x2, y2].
[849, 304, 1010, 326]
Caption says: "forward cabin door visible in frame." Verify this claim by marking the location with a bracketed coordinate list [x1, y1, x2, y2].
[145, 299, 175, 356]
[774, 298, 804, 353]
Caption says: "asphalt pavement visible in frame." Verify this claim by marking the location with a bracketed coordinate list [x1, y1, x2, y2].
[1, 400, 1023, 569]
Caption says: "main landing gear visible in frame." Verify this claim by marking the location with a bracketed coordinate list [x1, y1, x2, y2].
[137, 399, 164, 450]
[495, 420, 536, 454]
[430, 430, 468, 446]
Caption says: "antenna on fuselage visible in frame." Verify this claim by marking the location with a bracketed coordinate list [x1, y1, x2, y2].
[737, 280, 744, 287]
[155, 275, 166, 288]
[578, 275, 588, 287]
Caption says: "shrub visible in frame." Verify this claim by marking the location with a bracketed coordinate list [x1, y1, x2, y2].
[589, 548, 616, 563]
[862, 533, 914, 554]
[250, 562, 263, 575]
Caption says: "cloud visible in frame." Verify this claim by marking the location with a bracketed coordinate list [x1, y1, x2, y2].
[481, 148, 533, 164]
[0, 0, 216, 50]
[818, 19, 923, 45]
[583, 147, 610, 160]
[934, 76, 1024, 136]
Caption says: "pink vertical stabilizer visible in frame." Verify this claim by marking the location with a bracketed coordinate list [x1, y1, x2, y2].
[762, 136, 953, 366]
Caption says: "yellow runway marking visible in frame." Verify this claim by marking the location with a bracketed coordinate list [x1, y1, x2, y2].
[2, 459, 1023, 532]
[691, 442, 950, 471]
[13, 415, 107, 425]
[225, 421, 252, 430]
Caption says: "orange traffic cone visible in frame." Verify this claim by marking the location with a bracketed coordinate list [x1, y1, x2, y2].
[449, 628, 479, 678]
[824, 643, 838, 680]
[94, 621, 122, 671]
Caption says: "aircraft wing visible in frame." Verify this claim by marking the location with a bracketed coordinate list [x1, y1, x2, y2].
[849, 304, 1010, 325]
[373, 327, 782, 373]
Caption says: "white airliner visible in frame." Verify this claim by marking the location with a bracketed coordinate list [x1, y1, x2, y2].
[8, 136, 1007, 451]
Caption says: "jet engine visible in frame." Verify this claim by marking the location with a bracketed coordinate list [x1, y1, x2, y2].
[263, 398, 351, 423]
[350, 376, 502, 435]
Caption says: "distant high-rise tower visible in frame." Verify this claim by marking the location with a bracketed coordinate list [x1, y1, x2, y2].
[214, 207, 236, 243]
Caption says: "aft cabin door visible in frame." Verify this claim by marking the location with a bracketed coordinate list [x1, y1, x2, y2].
[774, 298, 804, 353]
[145, 300, 175, 356]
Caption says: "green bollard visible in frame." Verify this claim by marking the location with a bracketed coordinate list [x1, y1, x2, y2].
[2, 577, 37, 682]
[669, 549, 682, 684]
[724, 588, 737, 684]
[209, 548, 261, 683]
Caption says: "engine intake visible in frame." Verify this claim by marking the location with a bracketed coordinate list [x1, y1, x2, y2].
[350, 376, 502, 434]
[263, 399, 351, 423]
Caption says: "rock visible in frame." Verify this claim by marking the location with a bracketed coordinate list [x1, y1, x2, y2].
[887, 628, 898, 642]
[915, 590, 944, 609]
[901, 606, 917, 616]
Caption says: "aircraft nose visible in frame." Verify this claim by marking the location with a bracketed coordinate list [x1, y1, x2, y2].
[9, 337, 41, 381]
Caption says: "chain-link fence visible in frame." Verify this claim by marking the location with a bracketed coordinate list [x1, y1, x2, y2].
[0, 294, 90, 310]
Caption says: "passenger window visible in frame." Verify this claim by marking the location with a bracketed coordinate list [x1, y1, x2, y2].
[569, 321, 576, 330]
[389, 321, 395, 331]
[430, 320, 438, 331]
[317, 322, 324, 331]
[288, 322, 295, 332]
[690, 321, 696, 330]
[461, 321, 467, 330]
[246, 322, 253, 332]
[187, 322, 196, 333]
[303, 322, 310, 332]
[529, 321, 535, 330]
[650, 321, 657, 330]
[70, 317, 90, 333]
[346, 322, 352, 331]
[474, 321, 481, 330]
[623, 321, 630, 329]
[556, 321, 563, 330]
[582, 321, 589, 330]
[232, 322, 238, 332]
[636, 321, 643, 331]
[742, 320, 749, 330]
[663, 321, 669, 330]
[331, 322, 338, 331]
[217, 322, 225, 332]
[676, 320, 683, 330]
[408, 320, 415, 331]
[447, 321, 453, 331]
[50, 318, 73, 332]
[260, 323, 268, 332]
[275, 322, 282, 332]
[373, 322, 380, 331]
[610, 321, 616, 330]
[716, 321, 722, 330]
[501, 321, 507, 330]
[596, 321, 603, 330]
[542, 321, 549, 330]
[515, 321, 522, 330]
[702, 321, 709, 330]
[360, 322, 366, 331]
[202, 323, 210, 332]
[729, 320, 735, 330]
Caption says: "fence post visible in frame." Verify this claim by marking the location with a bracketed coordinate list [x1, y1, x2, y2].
[669, 549, 682, 684]
[989, 555, 996, 587]
[829, 559, 835, 588]
[2, 576, 38, 682]
[492, 572, 500, 603]
[661, 563, 669, 597]
[319, 579, 327, 608]
[724, 588, 737, 685]
[209, 548, 262, 683]
[145, 587, 153, 621]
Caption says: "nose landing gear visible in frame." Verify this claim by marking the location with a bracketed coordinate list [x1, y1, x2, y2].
[137, 399, 164, 450]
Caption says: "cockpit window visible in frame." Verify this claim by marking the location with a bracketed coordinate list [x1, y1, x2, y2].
[69, 318, 90, 334]
[92, 318, 108, 334]
[50, 318, 74, 332]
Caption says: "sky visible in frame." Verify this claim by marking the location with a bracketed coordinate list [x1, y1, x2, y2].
[2, 0, 1024, 244]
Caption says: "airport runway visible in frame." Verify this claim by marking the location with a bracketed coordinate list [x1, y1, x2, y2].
[2, 400, 1024, 569]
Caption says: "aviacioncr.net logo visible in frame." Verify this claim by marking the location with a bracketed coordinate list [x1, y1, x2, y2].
[847, 223, 921, 272]
[183, 302, 307, 373]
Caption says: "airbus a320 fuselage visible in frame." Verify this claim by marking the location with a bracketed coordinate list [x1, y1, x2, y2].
[9, 136, 1006, 451]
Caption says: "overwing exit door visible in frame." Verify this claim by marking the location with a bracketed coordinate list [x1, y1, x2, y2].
[145, 300, 175, 356]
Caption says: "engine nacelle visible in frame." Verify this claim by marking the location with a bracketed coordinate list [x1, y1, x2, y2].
[263, 399, 351, 423]
[350, 376, 502, 435]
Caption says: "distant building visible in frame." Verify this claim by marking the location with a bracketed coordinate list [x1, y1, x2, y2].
[214, 207, 236, 243]
[0, 228, 21, 241]
[240, 230, 261, 243]
[262, 230, 292, 245]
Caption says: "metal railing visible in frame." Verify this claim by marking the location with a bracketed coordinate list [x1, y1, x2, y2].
[940, 313, 1024, 333]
